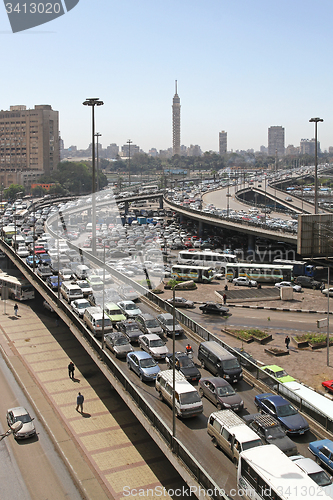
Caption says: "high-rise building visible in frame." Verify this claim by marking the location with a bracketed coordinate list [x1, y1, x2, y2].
[219, 131, 227, 155]
[0, 104, 59, 186]
[268, 126, 285, 157]
[300, 139, 320, 156]
[172, 80, 181, 156]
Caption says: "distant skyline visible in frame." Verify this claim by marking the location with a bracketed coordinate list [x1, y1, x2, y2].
[1, 1, 332, 153]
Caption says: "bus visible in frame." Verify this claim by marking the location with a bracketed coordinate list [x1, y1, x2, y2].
[0, 271, 35, 301]
[225, 263, 293, 283]
[273, 259, 328, 281]
[171, 265, 214, 283]
[238, 444, 325, 499]
[178, 250, 237, 269]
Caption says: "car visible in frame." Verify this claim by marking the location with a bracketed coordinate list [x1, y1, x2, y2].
[17, 245, 30, 258]
[104, 302, 126, 324]
[116, 320, 142, 343]
[26, 255, 41, 267]
[198, 377, 244, 411]
[294, 275, 321, 289]
[156, 313, 183, 337]
[321, 288, 333, 297]
[39, 253, 52, 266]
[165, 351, 201, 382]
[46, 275, 62, 291]
[232, 277, 257, 287]
[36, 265, 53, 280]
[92, 268, 114, 284]
[75, 280, 93, 297]
[165, 296, 195, 308]
[71, 298, 90, 317]
[261, 365, 296, 384]
[136, 313, 164, 336]
[86, 274, 104, 290]
[199, 302, 229, 316]
[58, 268, 74, 281]
[254, 393, 309, 435]
[274, 281, 302, 292]
[118, 284, 140, 301]
[126, 351, 161, 382]
[117, 300, 142, 319]
[42, 300, 55, 313]
[285, 197, 293, 202]
[322, 380, 333, 393]
[290, 455, 333, 496]
[104, 332, 133, 358]
[138, 333, 169, 359]
[232, 347, 257, 369]
[6, 407, 36, 439]
[243, 413, 297, 456]
[309, 440, 333, 474]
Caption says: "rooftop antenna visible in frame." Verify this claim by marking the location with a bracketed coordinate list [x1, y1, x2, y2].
[175, 79, 177, 95]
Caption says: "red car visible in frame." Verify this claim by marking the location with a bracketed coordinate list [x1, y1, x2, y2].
[32, 245, 46, 255]
[322, 380, 333, 393]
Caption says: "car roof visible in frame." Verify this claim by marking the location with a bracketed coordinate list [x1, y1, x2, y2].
[158, 313, 173, 319]
[292, 457, 325, 474]
[131, 351, 153, 360]
[140, 333, 161, 340]
[201, 377, 230, 387]
[256, 393, 288, 405]
[263, 365, 284, 372]
[8, 406, 29, 416]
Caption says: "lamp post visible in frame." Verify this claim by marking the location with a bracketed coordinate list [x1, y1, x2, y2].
[127, 139, 132, 188]
[13, 191, 23, 253]
[83, 98, 104, 256]
[95, 132, 102, 193]
[171, 280, 194, 445]
[309, 117, 324, 214]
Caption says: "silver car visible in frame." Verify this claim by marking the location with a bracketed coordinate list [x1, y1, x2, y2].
[6, 407, 36, 439]
[138, 334, 169, 359]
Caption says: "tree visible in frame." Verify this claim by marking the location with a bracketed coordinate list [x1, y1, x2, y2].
[4, 184, 25, 201]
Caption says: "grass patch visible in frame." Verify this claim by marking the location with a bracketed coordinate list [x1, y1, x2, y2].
[296, 333, 333, 344]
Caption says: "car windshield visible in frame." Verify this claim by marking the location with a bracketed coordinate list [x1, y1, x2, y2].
[242, 439, 263, 451]
[140, 358, 156, 368]
[309, 471, 332, 487]
[275, 370, 288, 378]
[114, 337, 129, 346]
[150, 339, 164, 347]
[125, 304, 136, 310]
[14, 413, 31, 424]
[126, 324, 138, 332]
[179, 357, 194, 368]
[223, 359, 241, 370]
[164, 318, 174, 326]
[77, 302, 88, 309]
[265, 426, 285, 439]
[146, 319, 159, 328]
[276, 403, 298, 417]
[217, 386, 236, 397]
[179, 392, 201, 405]
[79, 282, 90, 288]
[90, 276, 101, 283]
[109, 307, 121, 314]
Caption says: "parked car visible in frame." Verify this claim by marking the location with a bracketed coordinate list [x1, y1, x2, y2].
[274, 281, 302, 292]
[321, 288, 333, 297]
[71, 298, 90, 318]
[290, 454, 333, 496]
[138, 333, 169, 359]
[6, 406, 36, 439]
[116, 320, 142, 343]
[198, 377, 244, 412]
[261, 365, 296, 384]
[104, 332, 133, 358]
[309, 440, 333, 474]
[199, 302, 229, 316]
[126, 351, 160, 382]
[322, 380, 333, 393]
[156, 313, 183, 336]
[232, 277, 257, 287]
[165, 351, 201, 382]
[243, 413, 297, 456]
[117, 300, 141, 319]
[254, 393, 309, 435]
[165, 296, 195, 308]
[294, 275, 321, 289]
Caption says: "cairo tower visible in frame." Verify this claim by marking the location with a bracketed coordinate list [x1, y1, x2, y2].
[172, 80, 181, 155]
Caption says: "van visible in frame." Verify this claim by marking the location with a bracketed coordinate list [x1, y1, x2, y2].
[155, 370, 203, 418]
[198, 341, 243, 383]
[294, 275, 321, 289]
[207, 410, 262, 463]
[83, 306, 113, 337]
[75, 264, 90, 280]
[60, 283, 84, 303]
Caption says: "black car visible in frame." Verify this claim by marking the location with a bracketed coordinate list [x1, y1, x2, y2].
[243, 413, 298, 456]
[116, 320, 142, 343]
[199, 302, 229, 316]
[165, 352, 201, 382]
[294, 276, 321, 289]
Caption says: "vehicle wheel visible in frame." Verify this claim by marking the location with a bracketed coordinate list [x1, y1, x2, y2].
[139, 373, 144, 381]
[212, 437, 219, 449]
[235, 283, 238, 286]
[220, 311, 224, 316]
[201, 360, 205, 369]
[233, 457, 238, 466]
[158, 391, 163, 401]
[217, 403, 222, 410]
[198, 388, 204, 397]
[127, 362, 131, 370]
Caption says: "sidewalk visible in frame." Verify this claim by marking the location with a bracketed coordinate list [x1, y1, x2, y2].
[0, 301, 180, 500]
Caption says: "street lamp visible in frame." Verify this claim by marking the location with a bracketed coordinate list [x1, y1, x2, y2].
[83, 98, 104, 256]
[127, 139, 132, 188]
[171, 280, 194, 445]
[13, 191, 23, 253]
[95, 132, 102, 193]
[309, 117, 324, 214]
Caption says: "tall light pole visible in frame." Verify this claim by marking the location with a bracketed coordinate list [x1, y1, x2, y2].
[127, 139, 132, 188]
[309, 117, 323, 214]
[95, 132, 102, 193]
[83, 98, 104, 256]
[13, 191, 23, 253]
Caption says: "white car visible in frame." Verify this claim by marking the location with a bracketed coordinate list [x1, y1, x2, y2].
[290, 455, 333, 497]
[232, 277, 257, 287]
[71, 298, 90, 317]
[274, 281, 302, 292]
[117, 300, 142, 319]
[322, 288, 333, 297]
[17, 245, 30, 258]
[138, 333, 169, 359]
[7, 407, 36, 439]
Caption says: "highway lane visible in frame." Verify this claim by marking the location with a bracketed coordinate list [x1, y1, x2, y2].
[0, 355, 83, 500]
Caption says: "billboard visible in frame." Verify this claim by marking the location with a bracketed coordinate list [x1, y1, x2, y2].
[297, 214, 333, 257]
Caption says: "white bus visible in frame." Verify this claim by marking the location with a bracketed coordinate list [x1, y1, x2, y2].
[238, 444, 325, 500]
[225, 263, 293, 283]
[0, 271, 35, 301]
[178, 250, 237, 269]
[171, 265, 214, 283]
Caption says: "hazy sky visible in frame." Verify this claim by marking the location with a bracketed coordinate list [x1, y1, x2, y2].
[1, 0, 332, 153]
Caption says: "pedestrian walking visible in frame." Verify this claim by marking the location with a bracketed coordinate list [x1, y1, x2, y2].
[222, 293, 227, 305]
[68, 361, 75, 379]
[14, 303, 18, 316]
[285, 335, 290, 350]
[76, 392, 84, 413]
[224, 284, 228, 291]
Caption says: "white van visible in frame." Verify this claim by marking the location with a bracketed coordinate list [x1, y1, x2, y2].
[155, 370, 203, 418]
[83, 306, 113, 337]
[207, 410, 262, 464]
[60, 283, 83, 303]
[75, 265, 90, 280]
